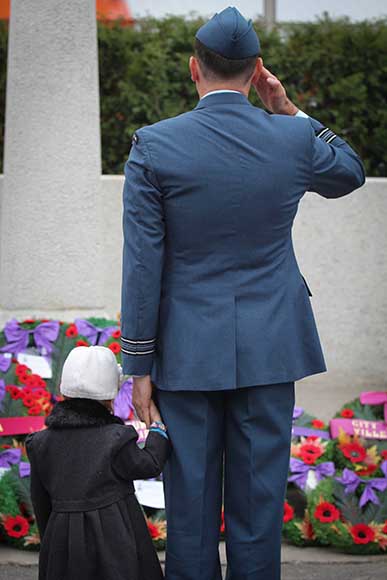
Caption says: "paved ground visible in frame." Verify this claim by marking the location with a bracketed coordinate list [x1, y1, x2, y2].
[1, 542, 386, 579]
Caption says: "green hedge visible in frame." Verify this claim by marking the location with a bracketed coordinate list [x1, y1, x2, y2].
[1, 17, 387, 176]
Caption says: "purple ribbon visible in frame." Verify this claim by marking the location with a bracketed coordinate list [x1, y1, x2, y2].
[19, 461, 31, 478]
[288, 457, 335, 490]
[74, 319, 119, 346]
[292, 426, 330, 440]
[0, 448, 22, 468]
[336, 462, 387, 507]
[0, 379, 5, 411]
[0, 319, 60, 355]
[114, 378, 134, 421]
[0, 354, 12, 373]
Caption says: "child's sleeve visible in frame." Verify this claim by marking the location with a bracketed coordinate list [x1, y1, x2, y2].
[25, 434, 52, 539]
[112, 426, 171, 481]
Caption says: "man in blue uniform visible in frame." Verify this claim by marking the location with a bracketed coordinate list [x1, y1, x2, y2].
[121, 7, 365, 579]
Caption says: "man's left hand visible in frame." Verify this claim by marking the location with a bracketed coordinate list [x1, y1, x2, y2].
[132, 375, 153, 428]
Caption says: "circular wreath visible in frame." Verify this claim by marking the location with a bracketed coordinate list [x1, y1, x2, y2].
[0, 455, 39, 550]
[309, 474, 387, 554]
[282, 407, 334, 546]
[332, 397, 387, 477]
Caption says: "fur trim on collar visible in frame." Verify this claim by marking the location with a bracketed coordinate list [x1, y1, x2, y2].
[45, 398, 124, 429]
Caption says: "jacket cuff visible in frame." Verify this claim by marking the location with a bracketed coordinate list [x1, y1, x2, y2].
[121, 335, 155, 375]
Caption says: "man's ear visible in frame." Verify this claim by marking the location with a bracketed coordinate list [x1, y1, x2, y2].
[251, 57, 263, 84]
[189, 56, 200, 83]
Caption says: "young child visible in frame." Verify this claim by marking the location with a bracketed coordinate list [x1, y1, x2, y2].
[26, 346, 170, 580]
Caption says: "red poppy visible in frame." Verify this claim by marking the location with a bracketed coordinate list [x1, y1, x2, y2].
[311, 419, 325, 429]
[22, 396, 36, 408]
[3, 515, 30, 538]
[147, 520, 162, 540]
[1, 444, 11, 449]
[283, 502, 295, 523]
[382, 520, 387, 535]
[340, 442, 367, 463]
[65, 324, 78, 338]
[17, 372, 29, 385]
[358, 464, 378, 477]
[25, 375, 42, 388]
[381, 451, 387, 461]
[7, 385, 22, 400]
[22, 319, 35, 324]
[31, 388, 48, 400]
[350, 523, 375, 545]
[314, 502, 340, 523]
[108, 342, 121, 355]
[340, 408, 354, 418]
[299, 443, 323, 465]
[76, 339, 89, 347]
[15, 364, 29, 377]
[28, 404, 43, 416]
[21, 387, 33, 397]
[112, 329, 121, 339]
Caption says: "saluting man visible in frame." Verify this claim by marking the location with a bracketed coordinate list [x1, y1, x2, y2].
[121, 7, 365, 580]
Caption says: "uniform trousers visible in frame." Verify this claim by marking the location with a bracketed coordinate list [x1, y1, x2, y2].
[157, 382, 295, 580]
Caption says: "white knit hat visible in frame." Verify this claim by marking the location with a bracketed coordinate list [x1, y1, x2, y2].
[60, 346, 120, 400]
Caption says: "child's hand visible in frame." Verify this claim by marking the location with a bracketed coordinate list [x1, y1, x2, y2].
[149, 399, 162, 424]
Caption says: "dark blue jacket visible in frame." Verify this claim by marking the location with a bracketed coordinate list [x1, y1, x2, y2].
[121, 92, 365, 390]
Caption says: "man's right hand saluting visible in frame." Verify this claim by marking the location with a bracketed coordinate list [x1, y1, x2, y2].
[253, 66, 299, 117]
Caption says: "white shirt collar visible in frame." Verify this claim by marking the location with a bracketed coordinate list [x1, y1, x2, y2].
[201, 89, 242, 99]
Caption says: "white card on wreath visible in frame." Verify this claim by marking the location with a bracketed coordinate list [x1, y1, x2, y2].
[17, 350, 53, 379]
[134, 480, 165, 509]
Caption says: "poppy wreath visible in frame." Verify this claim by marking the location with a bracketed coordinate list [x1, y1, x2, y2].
[0, 451, 40, 550]
[0, 363, 54, 419]
[331, 396, 387, 476]
[282, 408, 334, 546]
[309, 475, 387, 554]
[0, 319, 65, 395]
[71, 318, 122, 362]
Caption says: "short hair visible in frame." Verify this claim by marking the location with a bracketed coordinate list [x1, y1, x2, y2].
[194, 38, 258, 82]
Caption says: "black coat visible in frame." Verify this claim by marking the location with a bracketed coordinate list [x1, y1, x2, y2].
[26, 398, 170, 580]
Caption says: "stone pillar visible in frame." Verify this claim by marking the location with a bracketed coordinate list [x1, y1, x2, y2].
[0, 0, 104, 314]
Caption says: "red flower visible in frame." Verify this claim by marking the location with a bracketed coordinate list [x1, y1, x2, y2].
[382, 520, 387, 535]
[108, 342, 121, 355]
[350, 523, 375, 545]
[283, 502, 295, 523]
[4, 515, 30, 538]
[7, 385, 22, 400]
[311, 419, 325, 429]
[1, 444, 11, 449]
[65, 324, 78, 338]
[25, 374, 43, 388]
[147, 520, 162, 540]
[18, 372, 29, 385]
[15, 364, 30, 377]
[299, 443, 324, 465]
[381, 451, 387, 461]
[112, 329, 121, 339]
[340, 408, 354, 418]
[22, 319, 35, 324]
[22, 396, 36, 408]
[28, 404, 43, 416]
[21, 387, 33, 397]
[358, 464, 378, 477]
[32, 388, 48, 400]
[314, 502, 340, 523]
[340, 442, 367, 463]
[76, 340, 89, 347]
